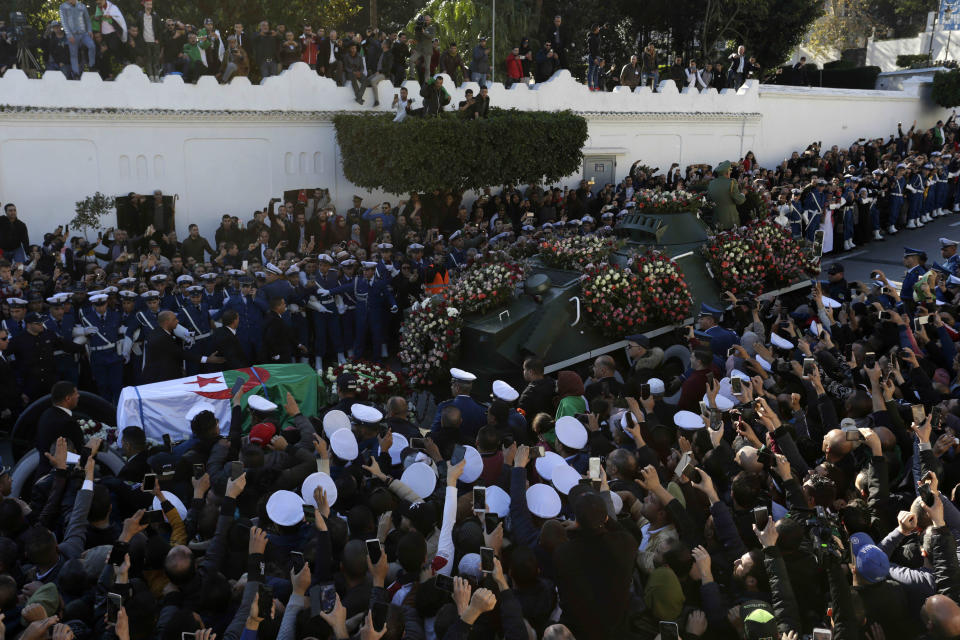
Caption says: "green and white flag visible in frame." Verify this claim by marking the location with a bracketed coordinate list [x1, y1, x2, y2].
[117, 364, 323, 441]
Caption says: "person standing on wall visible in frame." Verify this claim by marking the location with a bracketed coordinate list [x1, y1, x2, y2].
[58, 0, 95, 79]
[728, 44, 747, 88]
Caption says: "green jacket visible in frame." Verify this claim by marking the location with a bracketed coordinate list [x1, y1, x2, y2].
[707, 176, 746, 230]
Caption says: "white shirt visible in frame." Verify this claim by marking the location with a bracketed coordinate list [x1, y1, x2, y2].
[97, 1, 127, 41]
[57, 405, 73, 417]
[737, 55, 745, 73]
[639, 523, 667, 551]
[685, 67, 706, 89]
[142, 11, 155, 43]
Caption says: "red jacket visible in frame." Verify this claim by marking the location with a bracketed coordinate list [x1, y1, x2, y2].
[506, 53, 523, 80]
[300, 34, 318, 65]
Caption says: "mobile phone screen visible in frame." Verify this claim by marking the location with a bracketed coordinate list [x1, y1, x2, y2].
[640, 383, 650, 400]
[230, 461, 243, 480]
[484, 512, 499, 535]
[480, 547, 495, 573]
[366, 538, 382, 564]
[911, 404, 926, 424]
[193, 464, 205, 479]
[106, 592, 122, 624]
[371, 602, 389, 632]
[142, 474, 157, 492]
[753, 506, 769, 529]
[473, 486, 486, 510]
[451, 444, 466, 466]
[659, 621, 679, 640]
[230, 377, 246, 397]
[588, 457, 601, 480]
[435, 573, 454, 592]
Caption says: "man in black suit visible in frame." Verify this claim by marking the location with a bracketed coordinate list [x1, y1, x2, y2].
[209, 309, 247, 371]
[117, 426, 150, 482]
[544, 15, 567, 69]
[143, 311, 225, 384]
[259, 298, 306, 364]
[35, 381, 84, 475]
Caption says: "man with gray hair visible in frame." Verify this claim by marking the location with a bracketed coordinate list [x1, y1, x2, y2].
[142, 310, 223, 383]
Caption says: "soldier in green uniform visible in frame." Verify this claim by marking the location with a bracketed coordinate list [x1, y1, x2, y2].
[708, 160, 746, 230]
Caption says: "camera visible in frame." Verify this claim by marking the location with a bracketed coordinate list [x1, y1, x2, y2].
[804, 506, 842, 565]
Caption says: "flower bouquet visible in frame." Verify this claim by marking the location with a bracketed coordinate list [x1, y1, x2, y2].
[78, 417, 118, 446]
[633, 189, 706, 215]
[580, 251, 692, 339]
[447, 261, 525, 315]
[398, 297, 463, 388]
[325, 361, 407, 403]
[702, 220, 815, 296]
[539, 235, 620, 271]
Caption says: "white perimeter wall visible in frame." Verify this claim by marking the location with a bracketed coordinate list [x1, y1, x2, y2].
[0, 63, 949, 239]
[867, 29, 960, 72]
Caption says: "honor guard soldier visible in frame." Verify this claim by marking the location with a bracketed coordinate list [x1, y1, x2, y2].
[325, 261, 397, 361]
[305, 254, 345, 369]
[336, 259, 359, 357]
[1, 298, 27, 339]
[149, 274, 177, 310]
[132, 291, 162, 379]
[200, 273, 228, 319]
[178, 285, 213, 374]
[693, 303, 740, 365]
[79, 293, 124, 403]
[44, 295, 79, 385]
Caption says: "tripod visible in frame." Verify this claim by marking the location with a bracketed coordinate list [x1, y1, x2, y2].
[15, 40, 40, 77]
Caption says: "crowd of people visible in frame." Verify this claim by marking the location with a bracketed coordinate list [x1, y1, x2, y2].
[0, 4, 772, 96]
[2, 112, 960, 640]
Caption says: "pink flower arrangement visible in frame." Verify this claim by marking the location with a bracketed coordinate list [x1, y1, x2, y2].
[447, 261, 525, 315]
[632, 189, 706, 215]
[539, 235, 621, 271]
[580, 251, 693, 339]
[702, 220, 816, 296]
[398, 298, 463, 387]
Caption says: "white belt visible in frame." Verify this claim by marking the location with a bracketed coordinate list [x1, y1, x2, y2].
[194, 332, 212, 340]
[90, 343, 116, 352]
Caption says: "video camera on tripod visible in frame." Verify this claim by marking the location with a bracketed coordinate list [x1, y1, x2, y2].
[4, 11, 31, 42]
[804, 506, 843, 565]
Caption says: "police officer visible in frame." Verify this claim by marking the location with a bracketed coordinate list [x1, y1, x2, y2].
[375, 243, 400, 280]
[900, 247, 927, 310]
[906, 165, 927, 228]
[44, 295, 79, 385]
[840, 176, 857, 251]
[940, 237, 960, 276]
[223, 276, 264, 363]
[149, 274, 177, 310]
[824, 263, 849, 303]
[256, 263, 298, 315]
[1, 298, 28, 340]
[446, 231, 467, 272]
[178, 285, 213, 374]
[305, 254, 345, 369]
[8, 312, 69, 401]
[80, 293, 124, 403]
[785, 189, 804, 238]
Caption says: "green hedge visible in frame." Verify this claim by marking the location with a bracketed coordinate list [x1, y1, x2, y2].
[334, 109, 589, 195]
[933, 69, 960, 108]
[897, 54, 932, 69]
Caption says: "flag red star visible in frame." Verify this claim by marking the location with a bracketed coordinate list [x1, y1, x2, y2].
[184, 375, 223, 388]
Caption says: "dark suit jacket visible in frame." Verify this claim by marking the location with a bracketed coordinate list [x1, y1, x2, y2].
[210, 326, 247, 371]
[143, 327, 201, 384]
[35, 406, 84, 474]
[259, 312, 298, 364]
[117, 451, 150, 483]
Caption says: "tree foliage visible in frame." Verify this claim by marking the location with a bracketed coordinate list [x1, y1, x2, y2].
[334, 110, 588, 194]
[72, 192, 115, 240]
[933, 69, 960, 109]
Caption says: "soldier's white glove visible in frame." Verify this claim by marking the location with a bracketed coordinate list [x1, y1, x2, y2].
[390, 305, 399, 314]
[84, 326, 98, 335]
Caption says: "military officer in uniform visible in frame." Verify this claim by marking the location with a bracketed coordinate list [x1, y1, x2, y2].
[900, 246, 927, 310]
[491, 379, 528, 444]
[693, 303, 739, 362]
[429, 368, 488, 441]
[44, 295, 79, 385]
[305, 254, 345, 369]
[132, 291, 161, 380]
[887, 165, 906, 235]
[707, 160, 746, 231]
[8, 312, 69, 401]
[178, 285, 213, 374]
[939, 237, 960, 276]
[223, 277, 264, 363]
[284, 265, 309, 362]
[200, 273, 228, 318]
[80, 293, 125, 403]
[1, 298, 27, 340]
[256, 263, 298, 316]
[336, 259, 359, 357]
[326, 261, 397, 361]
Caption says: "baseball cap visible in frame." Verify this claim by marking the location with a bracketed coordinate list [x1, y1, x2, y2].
[249, 422, 276, 446]
[849, 532, 890, 583]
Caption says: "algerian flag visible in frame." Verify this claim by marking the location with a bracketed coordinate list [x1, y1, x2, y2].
[117, 364, 324, 442]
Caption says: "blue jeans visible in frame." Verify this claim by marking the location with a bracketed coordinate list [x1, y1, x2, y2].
[470, 71, 487, 86]
[642, 70, 659, 90]
[67, 32, 95, 78]
[588, 62, 600, 89]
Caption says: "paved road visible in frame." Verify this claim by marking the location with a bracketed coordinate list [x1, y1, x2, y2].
[817, 213, 960, 286]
